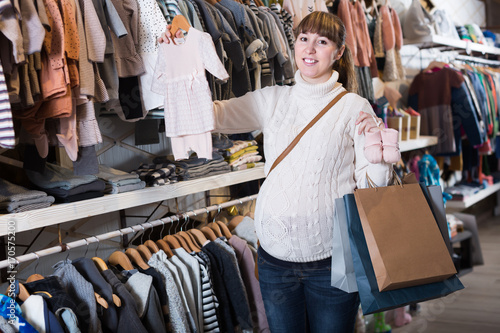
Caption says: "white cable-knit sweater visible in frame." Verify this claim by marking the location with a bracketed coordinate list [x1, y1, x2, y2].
[214, 70, 392, 262]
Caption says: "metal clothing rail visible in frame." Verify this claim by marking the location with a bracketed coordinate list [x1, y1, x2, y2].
[454, 54, 500, 67]
[0, 194, 258, 269]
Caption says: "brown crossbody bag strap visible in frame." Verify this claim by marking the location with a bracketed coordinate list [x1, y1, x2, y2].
[268, 90, 348, 175]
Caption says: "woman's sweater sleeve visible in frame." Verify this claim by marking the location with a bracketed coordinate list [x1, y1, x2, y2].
[353, 100, 393, 189]
[213, 87, 273, 134]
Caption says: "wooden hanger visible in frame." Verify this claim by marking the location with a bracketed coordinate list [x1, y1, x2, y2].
[26, 274, 45, 283]
[164, 234, 182, 249]
[89, 257, 116, 309]
[228, 215, 244, 231]
[209, 222, 223, 238]
[201, 226, 218, 241]
[188, 229, 209, 247]
[108, 251, 134, 271]
[172, 234, 193, 252]
[94, 292, 109, 309]
[216, 221, 232, 239]
[204, 0, 217, 5]
[92, 257, 109, 272]
[185, 231, 202, 249]
[137, 244, 153, 261]
[19, 283, 30, 302]
[6, 282, 30, 302]
[177, 231, 200, 252]
[144, 240, 160, 253]
[156, 239, 174, 258]
[179, 231, 199, 250]
[245, 211, 254, 219]
[112, 294, 122, 308]
[125, 248, 150, 270]
[170, 15, 191, 37]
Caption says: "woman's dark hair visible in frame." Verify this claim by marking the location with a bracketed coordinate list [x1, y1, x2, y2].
[296, 11, 358, 93]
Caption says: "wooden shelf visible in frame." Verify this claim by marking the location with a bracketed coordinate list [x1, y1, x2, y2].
[404, 35, 500, 55]
[0, 166, 266, 236]
[446, 182, 500, 211]
[399, 136, 438, 152]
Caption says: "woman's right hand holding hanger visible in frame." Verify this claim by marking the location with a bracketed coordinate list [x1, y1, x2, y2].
[157, 24, 185, 44]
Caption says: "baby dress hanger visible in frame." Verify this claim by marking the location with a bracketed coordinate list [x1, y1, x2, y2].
[170, 15, 191, 37]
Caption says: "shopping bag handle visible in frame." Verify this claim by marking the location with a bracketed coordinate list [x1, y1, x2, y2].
[366, 170, 403, 189]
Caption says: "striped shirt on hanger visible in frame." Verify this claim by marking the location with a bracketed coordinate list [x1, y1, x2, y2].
[193, 253, 221, 333]
[0, 60, 15, 149]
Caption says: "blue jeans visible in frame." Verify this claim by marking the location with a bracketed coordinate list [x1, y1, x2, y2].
[257, 253, 360, 333]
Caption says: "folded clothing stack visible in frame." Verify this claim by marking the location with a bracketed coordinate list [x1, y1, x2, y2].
[97, 165, 146, 193]
[0, 179, 55, 213]
[456, 25, 472, 42]
[222, 140, 263, 171]
[465, 24, 486, 44]
[131, 163, 178, 186]
[25, 163, 105, 203]
[153, 151, 231, 181]
[444, 182, 484, 201]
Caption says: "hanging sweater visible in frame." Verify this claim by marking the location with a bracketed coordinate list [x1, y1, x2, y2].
[214, 70, 392, 263]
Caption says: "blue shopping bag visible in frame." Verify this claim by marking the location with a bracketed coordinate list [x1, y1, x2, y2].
[344, 193, 464, 315]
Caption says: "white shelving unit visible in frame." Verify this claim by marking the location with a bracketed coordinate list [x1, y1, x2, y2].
[446, 182, 500, 213]
[0, 166, 266, 236]
[400, 135, 438, 152]
[404, 35, 500, 55]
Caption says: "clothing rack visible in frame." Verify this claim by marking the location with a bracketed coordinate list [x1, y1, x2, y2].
[0, 194, 258, 269]
[454, 54, 500, 67]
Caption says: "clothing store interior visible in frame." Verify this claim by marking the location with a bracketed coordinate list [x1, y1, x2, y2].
[0, 0, 500, 332]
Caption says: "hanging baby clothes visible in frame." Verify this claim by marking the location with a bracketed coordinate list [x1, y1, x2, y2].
[151, 27, 229, 160]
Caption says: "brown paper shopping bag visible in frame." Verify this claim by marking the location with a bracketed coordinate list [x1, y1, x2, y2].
[353, 173, 456, 292]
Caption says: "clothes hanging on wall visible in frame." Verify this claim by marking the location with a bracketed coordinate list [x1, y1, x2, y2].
[408, 66, 488, 155]
[405, 61, 500, 191]
[331, 0, 377, 102]
[1, 0, 295, 173]
[283, 0, 329, 29]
